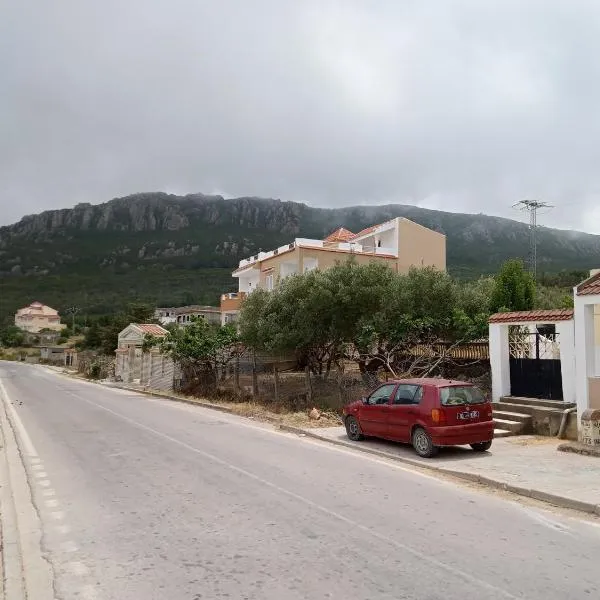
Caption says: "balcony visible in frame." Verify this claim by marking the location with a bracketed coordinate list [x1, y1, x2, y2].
[220, 292, 247, 312]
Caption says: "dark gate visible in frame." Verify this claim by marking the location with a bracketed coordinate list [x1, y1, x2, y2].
[509, 329, 563, 400]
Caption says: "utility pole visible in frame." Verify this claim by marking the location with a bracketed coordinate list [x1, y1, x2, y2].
[513, 200, 553, 281]
[65, 306, 79, 333]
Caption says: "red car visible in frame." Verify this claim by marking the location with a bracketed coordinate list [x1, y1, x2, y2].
[343, 378, 494, 458]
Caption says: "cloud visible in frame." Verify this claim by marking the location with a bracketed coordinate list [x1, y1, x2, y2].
[1, 0, 600, 233]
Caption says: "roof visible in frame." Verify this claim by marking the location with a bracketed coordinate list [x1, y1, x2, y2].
[135, 324, 168, 336]
[489, 309, 574, 324]
[576, 271, 600, 296]
[351, 224, 379, 239]
[324, 227, 355, 242]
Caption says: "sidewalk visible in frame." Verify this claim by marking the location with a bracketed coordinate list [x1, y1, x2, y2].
[281, 425, 600, 515]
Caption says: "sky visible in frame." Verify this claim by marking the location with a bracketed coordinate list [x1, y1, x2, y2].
[1, 0, 600, 233]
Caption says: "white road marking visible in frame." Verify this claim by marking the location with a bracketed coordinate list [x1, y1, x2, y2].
[56, 524, 71, 535]
[80, 584, 99, 599]
[68, 561, 89, 576]
[77, 394, 520, 600]
[0, 378, 38, 457]
[518, 506, 575, 536]
[60, 540, 78, 553]
[44, 499, 59, 508]
[30, 457, 42, 465]
[35, 471, 48, 478]
[31, 463, 45, 471]
[51, 511, 65, 520]
[42, 488, 56, 497]
[39, 479, 51, 487]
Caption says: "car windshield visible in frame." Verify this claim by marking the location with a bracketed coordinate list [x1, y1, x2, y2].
[440, 385, 486, 406]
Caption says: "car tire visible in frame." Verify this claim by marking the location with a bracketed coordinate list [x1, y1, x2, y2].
[411, 427, 439, 458]
[345, 416, 363, 441]
[470, 440, 492, 452]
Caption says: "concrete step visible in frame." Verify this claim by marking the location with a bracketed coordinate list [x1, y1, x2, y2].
[493, 402, 570, 417]
[494, 428, 514, 438]
[500, 396, 575, 409]
[492, 410, 533, 424]
[493, 418, 526, 434]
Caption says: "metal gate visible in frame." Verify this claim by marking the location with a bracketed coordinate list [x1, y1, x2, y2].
[508, 328, 563, 400]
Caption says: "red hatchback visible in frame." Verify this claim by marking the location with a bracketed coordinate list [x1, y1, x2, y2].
[343, 378, 494, 458]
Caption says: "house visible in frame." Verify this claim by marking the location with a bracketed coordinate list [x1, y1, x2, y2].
[574, 269, 600, 420]
[154, 305, 221, 327]
[115, 323, 181, 391]
[39, 346, 67, 365]
[15, 302, 65, 333]
[220, 217, 446, 322]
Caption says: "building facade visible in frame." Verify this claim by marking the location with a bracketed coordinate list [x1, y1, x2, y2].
[220, 217, 446, 322]
[15, 302, 65, 333]
[154, 305, 221, 327]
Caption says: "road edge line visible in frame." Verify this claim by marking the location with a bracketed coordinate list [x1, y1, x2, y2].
[0, 379, 54, 600]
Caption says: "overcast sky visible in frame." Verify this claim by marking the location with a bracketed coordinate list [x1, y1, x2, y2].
[2, 1, 600, 232]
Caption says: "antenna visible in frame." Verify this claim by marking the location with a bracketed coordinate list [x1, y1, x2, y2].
[513, 200, 553, 281]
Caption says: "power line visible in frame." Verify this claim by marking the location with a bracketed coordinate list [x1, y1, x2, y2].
[513, 200, 554, 281]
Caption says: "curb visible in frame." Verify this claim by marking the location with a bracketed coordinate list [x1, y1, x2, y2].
[278, 425, 600, 517]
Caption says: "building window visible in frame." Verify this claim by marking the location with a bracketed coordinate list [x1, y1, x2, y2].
[265, 274, 274, 291]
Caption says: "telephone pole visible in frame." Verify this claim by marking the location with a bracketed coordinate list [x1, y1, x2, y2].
[513, 200, 553, 281]
[65, 306, 79, 332]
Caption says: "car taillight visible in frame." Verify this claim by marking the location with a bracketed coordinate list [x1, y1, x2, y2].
[431, 408, 447, 424]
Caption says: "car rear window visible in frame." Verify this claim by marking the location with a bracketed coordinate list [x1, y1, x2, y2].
[440, 386, 486, 406]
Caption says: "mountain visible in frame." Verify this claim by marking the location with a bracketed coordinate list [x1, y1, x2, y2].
[1, 193, 598, 322]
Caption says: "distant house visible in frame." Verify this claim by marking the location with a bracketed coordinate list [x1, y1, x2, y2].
[15, 302, 65, 333]
[115, 323, 180, 391]
[39, 346, 67, 365]
[154, 305, 221, 327]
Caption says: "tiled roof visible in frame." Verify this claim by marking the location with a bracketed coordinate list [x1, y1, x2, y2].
[576, 271, 600, 296]
[136, 324, 168, 336]
[489, 309, 574, 324]
[351, 224, 379, 239]
[324, 227, 355, 242]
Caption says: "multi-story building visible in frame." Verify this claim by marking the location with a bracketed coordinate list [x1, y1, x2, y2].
[154, 305, 221, 327]
[14, 302, 65, 333]
[220, 217, 446, 322]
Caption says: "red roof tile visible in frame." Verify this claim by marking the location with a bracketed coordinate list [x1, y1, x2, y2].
[351, 224, 379, 239]
[324, 227, 355, 242]
[489, 309, 574, 324]
[136, 324, 168, 336]
[577, 271, 600, 296]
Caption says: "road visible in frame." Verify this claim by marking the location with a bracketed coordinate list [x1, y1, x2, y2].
[1, 362, 599, 600]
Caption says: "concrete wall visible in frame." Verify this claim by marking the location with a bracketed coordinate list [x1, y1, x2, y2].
[397, 218, 446, 273]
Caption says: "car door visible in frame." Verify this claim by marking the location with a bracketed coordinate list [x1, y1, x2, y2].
[387, 384, 423, 442]
[359, 383, 397, 437]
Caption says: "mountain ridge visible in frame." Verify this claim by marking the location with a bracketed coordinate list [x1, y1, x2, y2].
[0, 193, 598, 321]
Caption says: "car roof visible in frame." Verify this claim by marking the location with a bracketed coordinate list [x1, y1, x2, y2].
[385, 378, 473, 387]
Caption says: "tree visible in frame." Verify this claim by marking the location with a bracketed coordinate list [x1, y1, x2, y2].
[490, 259, 535, 313]
[147, 318, 240, 392]
[0, 326, 25, 348]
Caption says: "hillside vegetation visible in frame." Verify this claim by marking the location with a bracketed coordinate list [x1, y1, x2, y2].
[1, 193, 598, 321]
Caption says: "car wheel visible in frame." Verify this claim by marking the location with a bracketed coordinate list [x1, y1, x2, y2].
[470, 440, 492, 452]
[345, 416, 363, 441]
[411, 427, 438, 458]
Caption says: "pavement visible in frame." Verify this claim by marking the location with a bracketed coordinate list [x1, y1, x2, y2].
[1, 361, 600, 600]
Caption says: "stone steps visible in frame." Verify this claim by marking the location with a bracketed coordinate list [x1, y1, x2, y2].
[500, 396, 575, 409]
[493, 417, 528, 435]
[494, 428, 514, 438]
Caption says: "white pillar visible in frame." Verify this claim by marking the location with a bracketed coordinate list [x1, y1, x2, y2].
[556, 320, 576, 404]
[574, 297, 596, 427]
[489, 323, 511, 402]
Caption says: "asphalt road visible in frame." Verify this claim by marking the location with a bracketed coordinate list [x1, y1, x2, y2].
[1, 362, 599, 600]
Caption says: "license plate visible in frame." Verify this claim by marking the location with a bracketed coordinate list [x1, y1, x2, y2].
[457, 410, 479, 420]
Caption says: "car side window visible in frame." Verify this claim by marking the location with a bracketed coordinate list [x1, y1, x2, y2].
[367, 384, 396, 405]
[393, 384, 422, 405]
